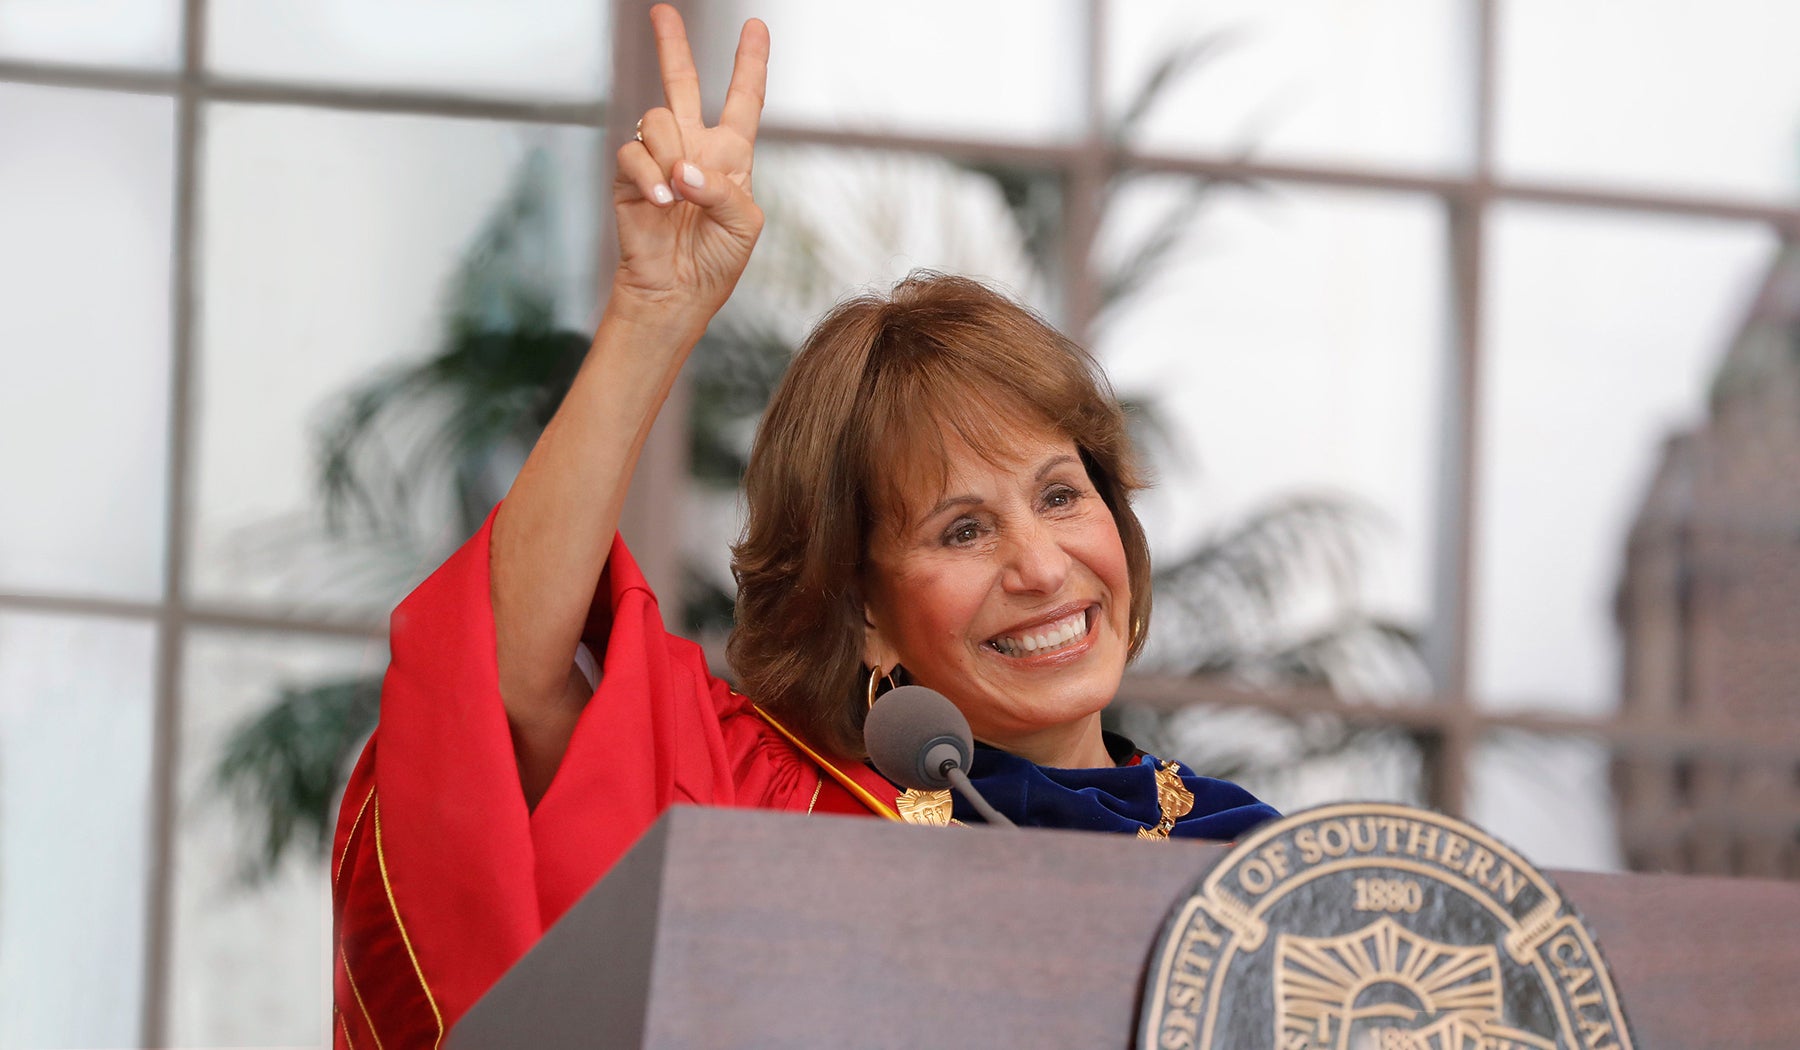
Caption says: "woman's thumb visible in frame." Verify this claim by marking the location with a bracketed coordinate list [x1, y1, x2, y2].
[675, 161, 761, 239]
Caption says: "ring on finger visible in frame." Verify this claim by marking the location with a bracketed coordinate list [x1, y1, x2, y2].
[634, 117, 644, 144]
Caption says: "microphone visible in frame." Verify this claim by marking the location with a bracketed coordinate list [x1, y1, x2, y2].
[863, 685, 1016, 828]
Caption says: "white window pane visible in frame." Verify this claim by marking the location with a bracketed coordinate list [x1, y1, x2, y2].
[0, 84, 174, 600]
[0, 0, 180, 68]
[169, 629, 380, 1047]
[1468, 734, 1622, 874]
[709, 0, 1086, 143]
[1476, 206, 1776, 713]
[191, 103, 599, 618]
[1096, 181, 1446, 679]
[208, 0, 607, 101]
[0, 612, 155, 1049]
[1499, 0, 1800, 202]
[1107, 0, 1475, 174]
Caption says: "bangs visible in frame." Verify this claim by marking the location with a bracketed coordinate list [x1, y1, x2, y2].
[850, 300, 1105, 542]
[860, 373, 1065, 537]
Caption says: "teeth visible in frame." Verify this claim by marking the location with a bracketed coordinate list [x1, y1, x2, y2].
[990, 611, 1088, 657]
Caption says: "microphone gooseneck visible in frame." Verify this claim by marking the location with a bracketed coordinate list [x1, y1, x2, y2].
[863, 685, 1016, 828]
[944, 766, 1014, 828]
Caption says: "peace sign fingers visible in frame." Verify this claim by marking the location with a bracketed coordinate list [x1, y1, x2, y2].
[611, 6, 767, 322]
[719, 17, 770, 145]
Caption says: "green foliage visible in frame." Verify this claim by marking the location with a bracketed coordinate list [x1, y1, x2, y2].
[315, 151, 590, 544]
[687, 318, 796, 485]
[213, 675, 382, 881]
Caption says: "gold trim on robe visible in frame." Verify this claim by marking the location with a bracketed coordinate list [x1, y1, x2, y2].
[751, 704, 903, 821]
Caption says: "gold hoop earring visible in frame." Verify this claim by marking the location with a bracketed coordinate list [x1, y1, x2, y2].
[865, 664, 898, 710]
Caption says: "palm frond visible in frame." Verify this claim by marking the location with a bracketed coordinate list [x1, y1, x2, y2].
[213, 675, 382, 882]
[316, 367, 438, 539]
[688, 317, 798, 485]
[1151, 497, 1371, 645]
[1110, 32, 1241, 147]
[1246, 616, 1429, 697]
[1144, 495, 1429, 698]
[1095, 174, 1224, 325]
[313, 150, 588, 544]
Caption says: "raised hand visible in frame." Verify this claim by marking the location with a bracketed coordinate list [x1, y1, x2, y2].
[493, 7, 769, 803]
[612, 4, 769, 328]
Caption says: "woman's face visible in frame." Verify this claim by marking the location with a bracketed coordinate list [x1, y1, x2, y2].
[861, 424, 1132, 765]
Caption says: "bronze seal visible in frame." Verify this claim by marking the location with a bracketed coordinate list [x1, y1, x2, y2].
[1138, 802, 1635, 1050]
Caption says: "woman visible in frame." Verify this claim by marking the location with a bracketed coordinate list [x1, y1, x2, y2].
[329, 8, 1274, 1047]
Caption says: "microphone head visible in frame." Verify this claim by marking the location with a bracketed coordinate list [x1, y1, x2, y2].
[863, 685, 974, 791]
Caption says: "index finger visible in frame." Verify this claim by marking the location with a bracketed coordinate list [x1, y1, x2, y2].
[649, 3, 703, 123]
[718, 18, 770, 144]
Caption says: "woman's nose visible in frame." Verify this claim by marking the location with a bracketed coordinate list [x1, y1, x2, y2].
[1001, 520, 1071, 594]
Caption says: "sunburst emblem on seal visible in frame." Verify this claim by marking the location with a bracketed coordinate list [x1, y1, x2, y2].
[1137, 803, 1635, 1050]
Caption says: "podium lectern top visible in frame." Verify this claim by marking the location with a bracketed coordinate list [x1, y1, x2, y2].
[451, 806, 1800, 1049]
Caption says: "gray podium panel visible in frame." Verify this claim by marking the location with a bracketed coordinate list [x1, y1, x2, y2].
[450, 806, 1800, 1049]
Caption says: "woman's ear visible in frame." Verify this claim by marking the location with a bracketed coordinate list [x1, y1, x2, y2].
[861, 604, 898, 671]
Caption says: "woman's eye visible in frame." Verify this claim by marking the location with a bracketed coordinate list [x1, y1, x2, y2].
[946, 521, 982, 546]
[1043, 485, 1079, 509]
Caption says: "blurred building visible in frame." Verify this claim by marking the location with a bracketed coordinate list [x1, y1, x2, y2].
[1615, 246, 1800, 879]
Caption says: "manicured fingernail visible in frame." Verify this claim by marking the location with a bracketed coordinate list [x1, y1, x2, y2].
[680, 163, 706, 189]
[651, 183, 673, 205]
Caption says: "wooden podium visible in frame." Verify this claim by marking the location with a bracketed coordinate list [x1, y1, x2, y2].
[448, 806, 1800, 1049]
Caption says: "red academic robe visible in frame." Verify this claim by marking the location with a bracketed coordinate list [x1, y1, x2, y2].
[330, 511, 895, 1049]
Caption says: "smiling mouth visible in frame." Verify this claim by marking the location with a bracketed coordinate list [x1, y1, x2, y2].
[986, 608, 1094, 658]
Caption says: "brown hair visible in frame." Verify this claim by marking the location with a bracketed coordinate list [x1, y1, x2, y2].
[728, 272, 1152, 757]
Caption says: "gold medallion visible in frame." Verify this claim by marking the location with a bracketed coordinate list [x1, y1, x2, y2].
[1136, 760, 1197, 841]
[895, 788, 954, 826]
